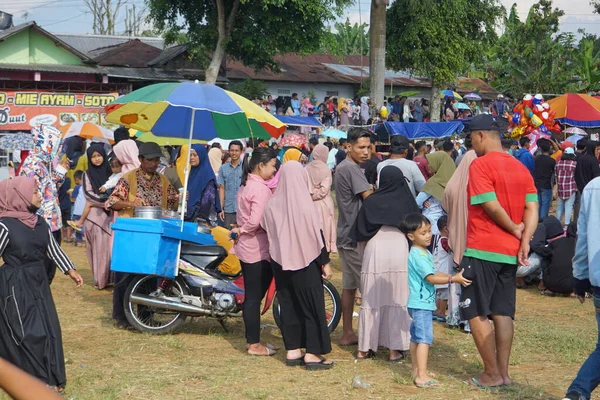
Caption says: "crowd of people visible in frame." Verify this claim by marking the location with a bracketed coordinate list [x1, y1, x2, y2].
[259, 91, 513, 129]
[2, 111, 600, 398]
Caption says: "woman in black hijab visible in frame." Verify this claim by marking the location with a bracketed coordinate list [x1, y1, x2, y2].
[574, 140, 600, 193]
[81, 143, 114, 290]
[62, 137, 85, 169]
[351, 166, 420, 361]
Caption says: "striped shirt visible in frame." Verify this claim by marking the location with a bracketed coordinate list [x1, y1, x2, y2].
[0, 222, 75, 274]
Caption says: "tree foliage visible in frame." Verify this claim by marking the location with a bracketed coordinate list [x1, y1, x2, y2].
[488, 1, 577, 97]
[229, 79, 270, 100]
[386, 0, 504, 87]
[321, 18, 369, 58]
[148, 0, 354, 83]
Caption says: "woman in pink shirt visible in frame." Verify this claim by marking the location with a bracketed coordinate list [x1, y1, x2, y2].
[230, 148, 278, 356]
[261, 161, 334, 369]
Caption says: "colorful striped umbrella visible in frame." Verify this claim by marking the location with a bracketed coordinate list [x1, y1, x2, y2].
[440, 90, 463, 100]
[135, 131, 207, 146]
[105, 82, 286, 140]
[547, 93, 600, 128]
[60, 121, 115, 144]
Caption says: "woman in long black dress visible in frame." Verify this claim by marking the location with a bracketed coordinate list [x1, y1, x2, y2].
[0, 176, 83, 391]
[261, 161, 333, 370]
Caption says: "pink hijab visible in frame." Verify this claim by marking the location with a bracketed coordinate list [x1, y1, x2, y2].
[442, 150, 477, 265]
[305, 144, 331, 189]
[113, 140, 141, 173]
[261, 161, 324, 271]
[0, 177, 39, 229]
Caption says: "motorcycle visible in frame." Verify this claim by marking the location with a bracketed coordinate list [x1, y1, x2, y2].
[122, 240, 342, 335]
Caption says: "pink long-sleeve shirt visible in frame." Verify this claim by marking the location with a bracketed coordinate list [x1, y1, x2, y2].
[232, 173, 272, 263]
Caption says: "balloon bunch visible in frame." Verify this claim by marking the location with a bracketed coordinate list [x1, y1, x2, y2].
[507, 94, 562, 139]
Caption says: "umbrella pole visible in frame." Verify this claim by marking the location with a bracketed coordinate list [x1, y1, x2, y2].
[175, 110, 195, 277]
[180, 111, 195, 228]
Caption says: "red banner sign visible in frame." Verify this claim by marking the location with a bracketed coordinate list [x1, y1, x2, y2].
[0, 90, 119, 131]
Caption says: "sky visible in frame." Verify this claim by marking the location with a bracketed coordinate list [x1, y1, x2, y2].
[0, 0, 598, 37]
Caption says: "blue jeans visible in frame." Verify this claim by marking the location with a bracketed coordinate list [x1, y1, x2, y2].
[538, 188, 553, 220]
[408, 308, 434, 345]
[557, 193, 576, 226]
[566, 292, 600, 399]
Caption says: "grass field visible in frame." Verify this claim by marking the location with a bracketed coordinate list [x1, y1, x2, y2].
[11, 245, 596, 400]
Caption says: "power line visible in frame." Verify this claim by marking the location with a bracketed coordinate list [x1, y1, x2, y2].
[39, 11, 89, 27]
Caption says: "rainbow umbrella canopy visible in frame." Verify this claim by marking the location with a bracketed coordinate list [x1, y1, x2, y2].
[547, 93, 600, 128]
[105, 82, 286, 140]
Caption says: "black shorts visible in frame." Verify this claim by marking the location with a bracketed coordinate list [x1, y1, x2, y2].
[459, 256, 518, 321]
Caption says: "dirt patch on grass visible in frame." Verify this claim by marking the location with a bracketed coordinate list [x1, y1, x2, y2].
[9, 245, 594, 400]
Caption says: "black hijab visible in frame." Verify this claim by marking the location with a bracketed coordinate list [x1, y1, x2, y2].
[85, 143, 112, 196]
[351, 166, 420, 242]
[62, 136, 85, 168]
[574, 140, 600, 193]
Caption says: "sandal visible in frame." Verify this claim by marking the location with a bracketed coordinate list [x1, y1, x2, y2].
[355, 350, 376, 360]
[414, 379, 440, 388]
[67, 220, 82, 232]
[248, 347, 276, 357]
[540, 289, 555, 297]
[285, 357, 305, 367]
[305, 358, 334, 370]
[389, 351, 407, 362]
[469, 377, 502, 391]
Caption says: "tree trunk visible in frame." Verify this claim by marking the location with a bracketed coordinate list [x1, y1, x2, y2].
[205, 39, 226, 85]
[205, 0, 240, 85]
[430, 83, 441, 122]
[369, 0, 387, 110]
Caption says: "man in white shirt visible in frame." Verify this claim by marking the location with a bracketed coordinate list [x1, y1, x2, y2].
[376, 135, 426, 197]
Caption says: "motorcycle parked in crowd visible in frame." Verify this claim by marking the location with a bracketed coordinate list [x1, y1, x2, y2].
[122, 239, 341, 335]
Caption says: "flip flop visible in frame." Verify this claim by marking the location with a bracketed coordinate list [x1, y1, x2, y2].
[355, 350, 376, 360]
[285, 357, 305, 367]
[305, 359, 334, 370]
[265, 343, 280, 351]
[67, 221, 82, 232]
[470, 377, 502, 391]
[414, 379, 440, 388]
[248, 347, 276, 357]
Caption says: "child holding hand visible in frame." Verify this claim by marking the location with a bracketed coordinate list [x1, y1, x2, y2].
[402, 213, 472, 389]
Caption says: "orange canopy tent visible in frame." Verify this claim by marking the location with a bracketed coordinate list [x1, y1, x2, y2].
[547, 93, 600, 128]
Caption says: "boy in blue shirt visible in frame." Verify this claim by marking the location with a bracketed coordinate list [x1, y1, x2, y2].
[403, 213, 471, 388]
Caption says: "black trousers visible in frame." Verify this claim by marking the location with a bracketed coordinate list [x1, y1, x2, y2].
[241, 260, 273, 344]
[112, 272, 134, 322]
[272, 261, 331, 355]
[46, 230, 61, 284]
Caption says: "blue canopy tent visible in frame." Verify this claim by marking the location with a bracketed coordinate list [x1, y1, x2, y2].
[375, 121, 465, 142]
[276, 115, 323, 128]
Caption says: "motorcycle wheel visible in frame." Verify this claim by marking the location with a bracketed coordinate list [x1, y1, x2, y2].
[272, 280, 342, 333]
[124, 275, 189, 335]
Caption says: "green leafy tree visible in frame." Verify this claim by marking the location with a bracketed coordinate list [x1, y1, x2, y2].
[489, 1, 576, 98]
[573, 39, 600, 92]
[148, 0, 354, 84]
[321, 18, 370, 58]
[229, 79, 270, 100]
[386, 0, 504, 121]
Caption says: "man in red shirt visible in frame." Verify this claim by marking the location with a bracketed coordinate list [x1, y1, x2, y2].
[459, 115, 539, 389]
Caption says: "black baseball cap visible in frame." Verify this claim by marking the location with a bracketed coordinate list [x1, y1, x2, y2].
[390, 135, 410, 151]
[462, 114, 507, 138]
[138, 142, 162, 159]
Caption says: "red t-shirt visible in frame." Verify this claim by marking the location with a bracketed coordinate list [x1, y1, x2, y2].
[465, 152, 538, 264]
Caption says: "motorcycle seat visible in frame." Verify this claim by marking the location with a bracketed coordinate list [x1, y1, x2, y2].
[181, 243, 227, 258]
